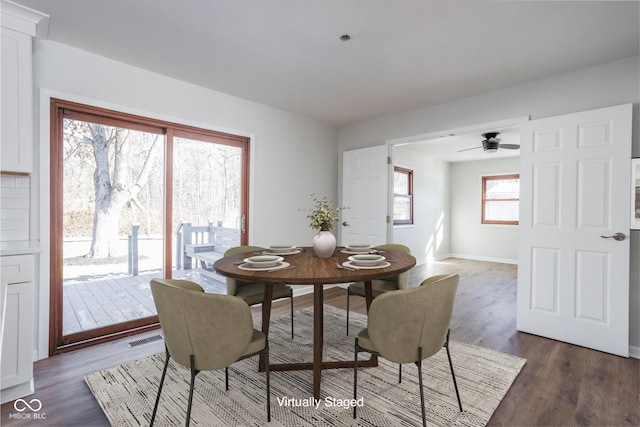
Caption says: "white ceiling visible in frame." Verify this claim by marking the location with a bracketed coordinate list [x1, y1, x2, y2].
[9, 0, 639, 130]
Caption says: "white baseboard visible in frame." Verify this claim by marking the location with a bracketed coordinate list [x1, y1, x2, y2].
[445, 253, 519, 265]
[291, 285, 314, 297]
[290, 283, 352, 297]
[414, 253, 518, 266]
[0, 379, 34, 405]
[629, 345, 640, 359]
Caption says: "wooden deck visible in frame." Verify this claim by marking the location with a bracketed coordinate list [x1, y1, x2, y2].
[63, 268, 227, 335]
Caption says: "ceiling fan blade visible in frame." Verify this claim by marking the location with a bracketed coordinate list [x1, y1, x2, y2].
[498, 144, 520, 150]
[456, 146, 482, 152]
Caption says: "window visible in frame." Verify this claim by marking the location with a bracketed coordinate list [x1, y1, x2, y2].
[482, 174, 520, 225]
[393, 166, 413, 225]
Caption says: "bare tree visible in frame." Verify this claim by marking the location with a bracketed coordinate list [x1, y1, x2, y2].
[65, 120, 160, 258]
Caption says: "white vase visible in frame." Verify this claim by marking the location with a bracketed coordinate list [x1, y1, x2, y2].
[312, 230, 336, 258]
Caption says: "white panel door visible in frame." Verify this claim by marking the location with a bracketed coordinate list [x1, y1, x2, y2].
[341, 146, 389, 246]
[517, 104, 632, 357]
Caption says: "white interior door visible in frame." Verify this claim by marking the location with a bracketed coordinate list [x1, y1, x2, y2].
[517, 103, 632, 357]
[341, 146, 389, 246]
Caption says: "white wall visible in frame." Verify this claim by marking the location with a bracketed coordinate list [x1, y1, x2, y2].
[450, 157, 520, 263]
[392, 146, 450, 263]
[31, 40, 339, 358]
[338, 56, 640, 350]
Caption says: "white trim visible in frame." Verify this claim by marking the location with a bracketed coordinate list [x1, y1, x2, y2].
[41, 88, 254, 139]
[290, 284, 344, 297]
[631, 158, 640, 230]
[410, 253, 452, 266]
[36, 90, 51, 360]
[1, 0, 48, 36]
[393, 224, 414, 229]
[291, 285, 314, 297]
[0, 379, 34, 405]
[414, 253, 519, 266]
[387, 116, 530, 147]
[447, 253, 519, 265]
[629, 345, 640, 359]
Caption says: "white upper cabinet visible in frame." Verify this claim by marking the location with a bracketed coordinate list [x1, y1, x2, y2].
[1, 1, 48, 174]
[1, 26, 32, 173]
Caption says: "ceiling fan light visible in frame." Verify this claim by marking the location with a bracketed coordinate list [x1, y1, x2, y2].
[482, 139, 499, 152]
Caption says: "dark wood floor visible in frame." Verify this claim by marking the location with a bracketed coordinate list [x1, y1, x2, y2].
[2, 258, 638, 426]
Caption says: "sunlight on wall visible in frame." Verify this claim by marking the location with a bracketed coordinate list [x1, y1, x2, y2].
[425, 233, 434, 263]
[436, 211, 444, 250]
[425, 211, 446, 263]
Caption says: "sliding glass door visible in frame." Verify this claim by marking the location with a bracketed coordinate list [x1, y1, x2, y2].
[50, 99, 249, 354]
[170, 131, 246, 291]
[59, 112, 165, 340]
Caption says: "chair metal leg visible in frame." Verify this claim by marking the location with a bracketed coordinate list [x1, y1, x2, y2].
[353, 338, 359, 419]
[346, 288, 351, 335]
[265, 341, 271, 422]
[399, 364, 402, 383]
[186, 355, 198, 427]
[225, 367, 229, 391]
[416, 348, 426, 427]
[150, 348, 170, 426]
[289, 290, 294, 339]
[445, 330, 463, 412]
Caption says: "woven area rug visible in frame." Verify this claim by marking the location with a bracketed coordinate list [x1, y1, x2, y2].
[85, 305, 526, 426]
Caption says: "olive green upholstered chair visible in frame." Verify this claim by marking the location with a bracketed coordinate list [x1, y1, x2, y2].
[150, 279, 270, 426]
[225, 245, 294, 338]
[346, 243, 411, 334]
[353, 274, 463, 427]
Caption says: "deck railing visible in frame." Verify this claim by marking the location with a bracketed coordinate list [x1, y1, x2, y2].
[126, 222, 240, 275]
[175, 222, 240, 270]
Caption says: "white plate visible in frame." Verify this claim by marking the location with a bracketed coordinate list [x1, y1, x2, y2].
[341, 249, 377, 255]
[342, 260, 390, 270]
[238, 261, 290, 271]
[348, 254, 386, 266]
[268, 245, 296, 253]
[242, 255, 284, 268]
[262, 248, 302, 256]
[345, 244, 371, 253]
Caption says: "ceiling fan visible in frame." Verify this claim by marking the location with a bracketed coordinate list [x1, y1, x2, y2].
[457, 132, 520, 153]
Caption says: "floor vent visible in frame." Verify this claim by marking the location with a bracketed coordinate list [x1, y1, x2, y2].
[128, 334, 163, 348]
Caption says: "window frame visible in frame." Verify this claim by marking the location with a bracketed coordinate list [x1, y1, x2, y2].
[481, 173, 520, 225]
[393, 166, 414, 225]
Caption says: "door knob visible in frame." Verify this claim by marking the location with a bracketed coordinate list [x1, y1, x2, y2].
[600, 232, 626, 241]
[342, 221, 349, 227]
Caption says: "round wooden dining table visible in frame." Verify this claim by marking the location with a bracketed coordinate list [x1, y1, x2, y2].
[213, 246, 416, 399]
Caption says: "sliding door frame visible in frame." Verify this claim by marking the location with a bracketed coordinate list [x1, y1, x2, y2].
[49, 98, 250, 355]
